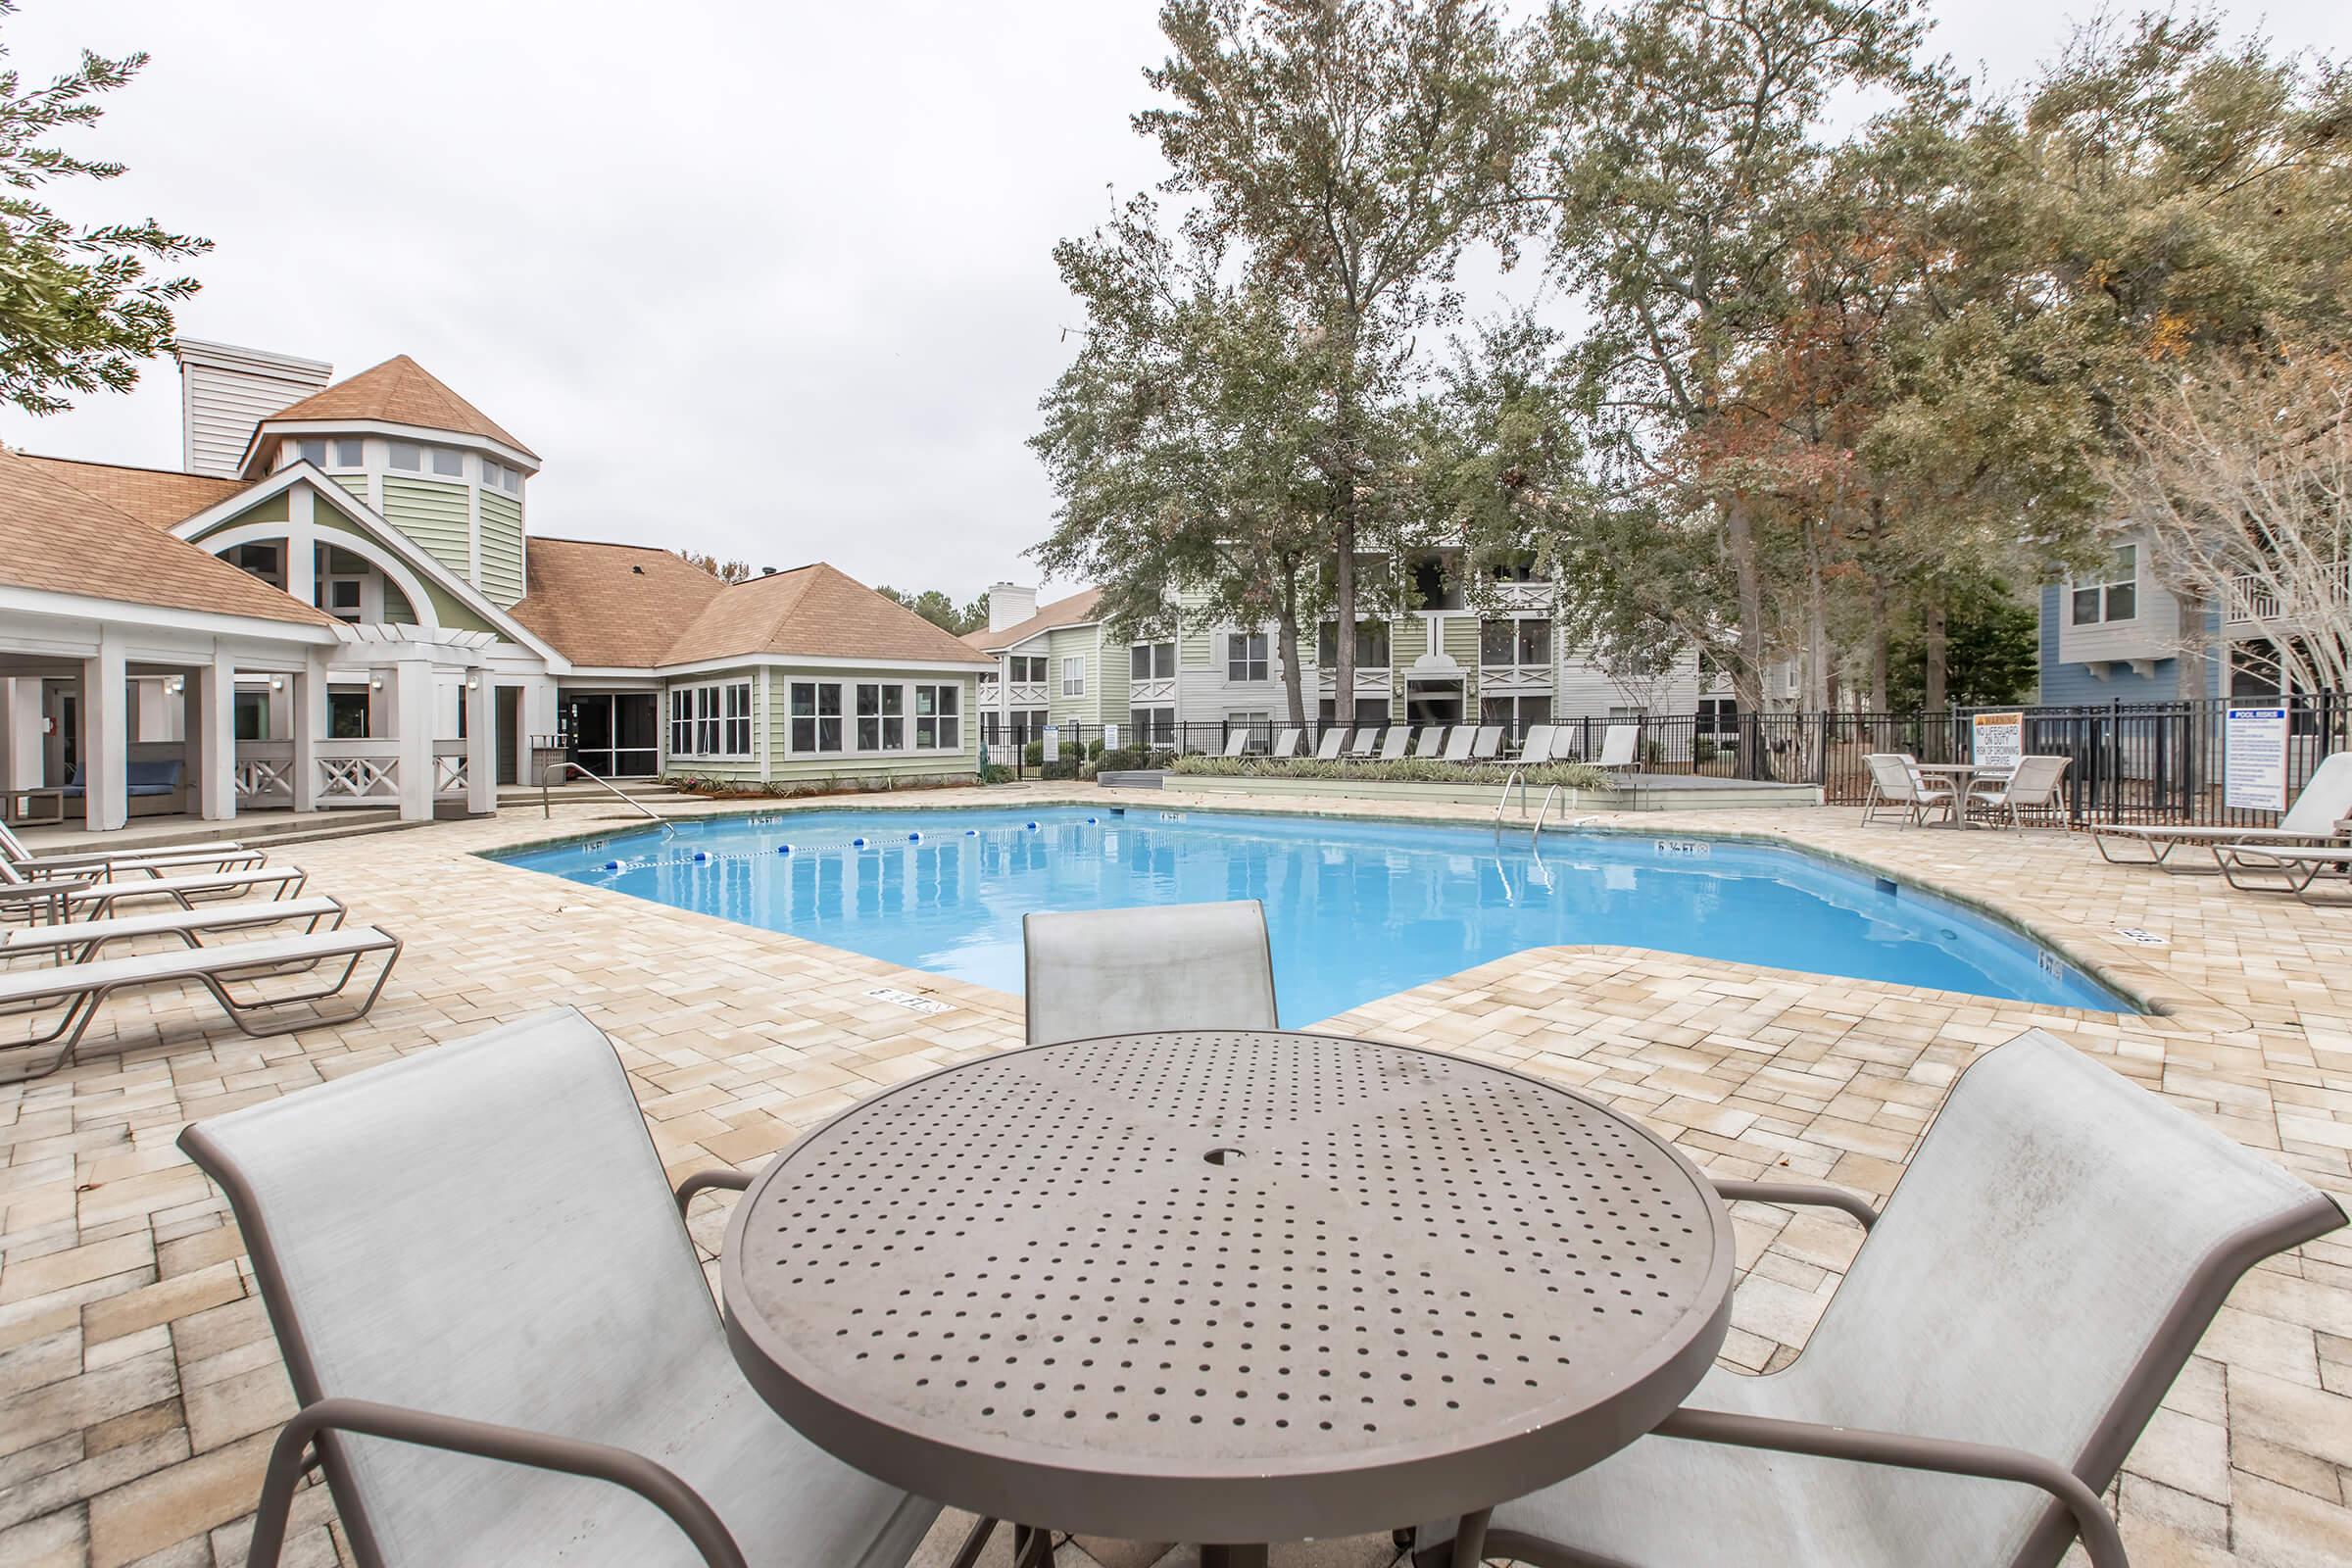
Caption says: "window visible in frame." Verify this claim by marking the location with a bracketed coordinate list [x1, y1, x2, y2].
[1316, 621, 1388, 667]
[1061, 656, 1085, 696]
[1697, 697, 1739, 737]
[1227, 632, 1268, 682]
[481, 458, 523, 493]
[1482, 694, 1551, 733]
[2072, 545, 2138, 625]
[1011, 708, 1049, 742]
[334, 437, 365, 467]
[670, 680, 754, 758]
[431, 446, 464, 476]
[789, 681, 843, 754]
[295, 438, 326, 467]
[1128, 707, 1175, 745]
[328, 690, 370, 739]
[1409, 553, 1464, 611]
[915, 684, 960, 749]
[1010, 655, 1046, 684]
[233, 690, 269, 743]
[856, 682, 906, 751]
[1131, 642, 1175, 680]
[227, 542, 282, 587]
[1318, 698, 1393, 724]
[1481, 618, 1551, 666]
[387, 441, 421, 471]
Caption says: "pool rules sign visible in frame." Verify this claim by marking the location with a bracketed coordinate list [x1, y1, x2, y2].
[2225, 707, 2290, 812]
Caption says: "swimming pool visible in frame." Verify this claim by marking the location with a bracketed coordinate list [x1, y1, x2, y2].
[496, 805, 2130, 1021]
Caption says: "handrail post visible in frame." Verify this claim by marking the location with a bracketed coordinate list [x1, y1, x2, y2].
[540, 760, 675, 839]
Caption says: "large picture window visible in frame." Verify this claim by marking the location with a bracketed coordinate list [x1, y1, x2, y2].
[669, 680, 754, 759]
[2071, 545, 2138, 625]
[1130, 642, 1176, 680]
[1227, 632, 1268, 683]
[789, 681, 844, 754]
[1129, 706, 1175, 744]
[915, 684, 960, 749]
[1316, 621, 1389, 667]
[856, 683, 906, 751]
[1480, 618, 1551, 666]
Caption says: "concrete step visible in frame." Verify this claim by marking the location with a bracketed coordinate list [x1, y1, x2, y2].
[10, 808, 412, 858]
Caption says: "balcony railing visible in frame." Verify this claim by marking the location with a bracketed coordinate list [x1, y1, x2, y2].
[233, 739, 472, 808]
[2224, 560, 2349, 626]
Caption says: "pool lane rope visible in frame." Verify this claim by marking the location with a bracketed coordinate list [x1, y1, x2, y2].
[592, 819, 1104, 876]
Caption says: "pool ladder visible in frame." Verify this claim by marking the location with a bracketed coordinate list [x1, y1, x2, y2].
[1494, 770, 1566, 843]
[541, 761, 678, 839]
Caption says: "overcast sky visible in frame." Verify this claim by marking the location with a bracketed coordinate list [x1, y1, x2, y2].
[5, 1, 2348, 604]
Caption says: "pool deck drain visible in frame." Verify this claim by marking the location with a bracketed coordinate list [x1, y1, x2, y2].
[0, 780, 2346, 1567]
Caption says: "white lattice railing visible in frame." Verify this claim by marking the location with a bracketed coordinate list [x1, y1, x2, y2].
[233, 743, 294, 804]
[432, 742, 469, 797]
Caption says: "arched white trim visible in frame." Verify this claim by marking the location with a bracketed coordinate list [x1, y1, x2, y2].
[195, 520, 443, 633]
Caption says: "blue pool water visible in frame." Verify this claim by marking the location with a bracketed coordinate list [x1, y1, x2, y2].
[493, 806, 2131, 1022]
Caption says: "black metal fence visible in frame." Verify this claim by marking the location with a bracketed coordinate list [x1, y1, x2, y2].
[980, 692, 2347, 827]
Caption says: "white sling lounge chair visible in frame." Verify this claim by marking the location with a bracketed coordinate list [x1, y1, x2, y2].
[0, 818, 265, 879]
[1862, 753, 1957, 826]
[1413, 725, 1447, 759]
[1022, 900, 1279, 1045]
[1379, 727, 1410, 761]
[1348, 728, 1382, 758]
[1595, 722, 1641, 774]
[1515, 724, 1557, 766]
[1469, 725, 1504, 761]
[1221, 730, 1253, 759]
[179, 1007, 983, 1568]
[1414, 1029, 2343, 1568]
[2089, 751, 2352, 868]
[1441, 726, 1477, 763]
[0, 858, 308, 920]
[0, 895, 348, 966]
[1268, 727, 1303, 760]
[1312, 728, 1348, 761]
[2213, 842, 2352, 903]
[1965, 754, 2072, 829]
[0, 923, 401, 1082]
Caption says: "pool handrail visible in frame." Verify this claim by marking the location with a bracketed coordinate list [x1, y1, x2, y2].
[541, 762, 678, 839]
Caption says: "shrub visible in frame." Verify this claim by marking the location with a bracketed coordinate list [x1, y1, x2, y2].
[1166, 756, 1612, 790]
[1087, 738, 1105, 760]
[980, 762, 1016, 785]
[1023, 742, 1044, 765]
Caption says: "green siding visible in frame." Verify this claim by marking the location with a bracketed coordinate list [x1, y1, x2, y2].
[1393, 616, 1418, 683]
[309, 515, 499, 635]
[1097, 629, 1130, 721]
[380, 475, 471, 581]
[331, 474, 368, 506]
[1044, 625, 1097, 724]
[479, 492, 524, 607]
[383, 581, 416, 624]
[659, 669, 980, 788]
[184, 490, 288, 544]
[1443, 614, 1481, 698]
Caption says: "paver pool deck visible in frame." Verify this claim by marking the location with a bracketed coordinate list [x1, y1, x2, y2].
[1, 781, 2347, 1568]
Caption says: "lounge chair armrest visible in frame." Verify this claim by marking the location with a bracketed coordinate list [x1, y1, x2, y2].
[247, 1396, 747, 1568]
[674, 1165, 753, 1216]
[1710, 1179, 1877, 1231]
[1653, 1407, 2125, 1568]
[0, 878, 91, 905]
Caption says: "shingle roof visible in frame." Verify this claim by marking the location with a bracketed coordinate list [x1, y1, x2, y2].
[0, 450, 339, 629]
[961, 587, 1104, 651]
[12, 454, 248, 529]
[510, 538, 729, 668]
[664, 564, 994, 667]
[254, 355, 535, 460]
[511, 547, 989, 670]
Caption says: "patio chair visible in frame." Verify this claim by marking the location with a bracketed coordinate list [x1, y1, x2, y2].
[1379, 727, 1411, 761]
[0, 858, 307, 920]
[1862, 753, 1957, 826]
[1595, 722, 1641, 774]
[1469, 726, 1504, 761]
[0, 894, 347, 966]
[0, 923, 401, 1082]
[1965, 754, 2072, 829]
[1269, 727, 1303, 760]
[1312, 728, 1348, 761]
[2088, 751, 2352, 869]
[1515, 725, 1557, 766]
[0, 817, 265, 879]
[179, 1007, 980, 1568]
[1221, 730, 1253, 759]
[1413, 726, 1448, 759]
[2212, 842, 2352, 904]
[1348, 729, 1382, 758]
[1023, 899, 1278, 1045]
[1441, 727, 1476, 763]
[1415, 1028, 2343, 1568]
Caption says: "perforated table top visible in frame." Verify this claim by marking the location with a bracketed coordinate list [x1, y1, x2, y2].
[721, 1030, 1735, 1543]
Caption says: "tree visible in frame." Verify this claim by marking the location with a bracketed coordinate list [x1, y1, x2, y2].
[2104, 343, 2352, 694]
[1136, 0, 1540, 722]
[0, 2, 209, 416]
[1883, 571, 2038, 710]
[876, 585, 989, 637]
[672, 551, 752, 583]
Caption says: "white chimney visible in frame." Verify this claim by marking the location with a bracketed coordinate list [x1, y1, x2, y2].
[173, 340, 334, 477]
[988, 581, 1038, 632]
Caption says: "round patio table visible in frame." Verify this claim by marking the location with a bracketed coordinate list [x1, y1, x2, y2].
[1910, 761, 2012, 828]
[722, 1030, 1736, 1562]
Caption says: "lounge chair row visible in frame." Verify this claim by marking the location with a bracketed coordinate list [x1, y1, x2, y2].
[1222, 720, 1641, 770]
[0, 819, 401, 1081]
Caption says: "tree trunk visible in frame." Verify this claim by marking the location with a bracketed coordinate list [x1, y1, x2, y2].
[1802, 522, 1831, 714]
[1867, 500, 1890, 712]
[1727, 496, 1768, 713]
[2174, 582, 2209, 702]
[1333, 512, 1357, 730]
[1924, 594, 1949, 713]
[1275, 571, 1308, 728]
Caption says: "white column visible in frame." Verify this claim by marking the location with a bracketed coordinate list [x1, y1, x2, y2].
[192, 652, 236, 821]
[465, 673, 495, 814]
[291, 660, 324, 813]
[80, 635, 128, 833]
[0, 677, 39, 796]
[285, 487, 317, 611]
[391, 654, 435, 822]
